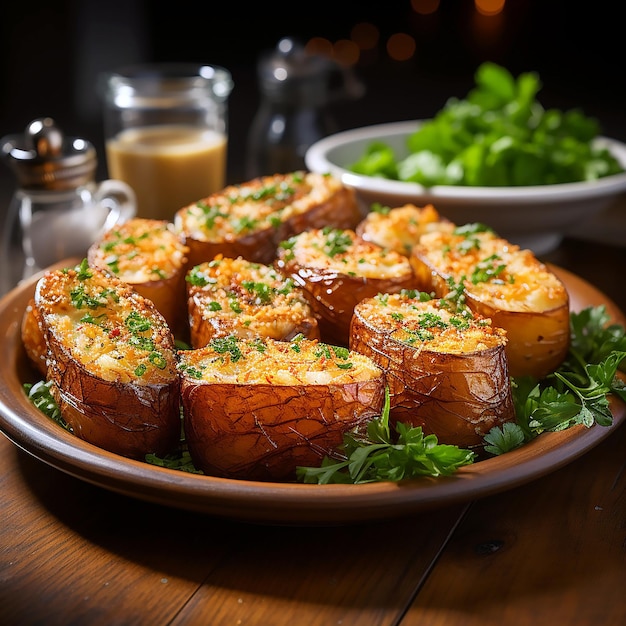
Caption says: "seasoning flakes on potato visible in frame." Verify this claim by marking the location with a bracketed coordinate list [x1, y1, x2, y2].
[33, 260, 181, 459]
[174, 171, 362, 268]
[350, 291, 515, 448]
[88, 217, 190, 338]
[411, 223, 570, 378]
[177, 334, 385, 481]
[275, 227, 417, 345]
[186, 254, 320, 348]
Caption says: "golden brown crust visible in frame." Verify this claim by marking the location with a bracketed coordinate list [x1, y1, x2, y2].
[356, 203, 454, 255]
[177, 335, 385, 481]
[186, 255, 320, 348]
[87, 217, 190, 339]
[350, 292, 515, 448]
[410, 225, 570, 378]
[275, 227, 417, 345]
[173, 171, 362, 267]
[34, 260, 181, 459]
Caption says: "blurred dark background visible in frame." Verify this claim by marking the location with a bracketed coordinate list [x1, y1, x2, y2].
[1, 0, 625, 218]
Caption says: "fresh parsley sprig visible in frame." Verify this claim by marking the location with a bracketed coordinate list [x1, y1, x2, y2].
[296, 388, 477, 484]
[24, 380, 69, 431]
[484, 306, 626, 455]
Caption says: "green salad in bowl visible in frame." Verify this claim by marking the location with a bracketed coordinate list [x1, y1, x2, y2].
[305, 62, 626, 255]
[348, 62, 624, 188]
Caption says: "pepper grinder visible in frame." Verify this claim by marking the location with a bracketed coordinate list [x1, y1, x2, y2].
[0, 117, 135, 295]
[246, 37, 364, 178]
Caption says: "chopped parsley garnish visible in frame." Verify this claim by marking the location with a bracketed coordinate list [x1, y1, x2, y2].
[186, 266, 214, 287]
[196, 201, 227, 229]
[209, 335, 243, 362]
[70, 285, 115, 310]
[125, 311, 152, 334]
[471, 254, 507, 284]
[321, 228, 353, 257]
[242, 280, 272, 304]
[75, 258, 93, 281]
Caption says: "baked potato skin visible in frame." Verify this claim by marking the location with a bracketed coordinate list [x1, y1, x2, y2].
[21, 298, 48, 377]
[275, 228, 417, 346]
[87, 217, 190, 340]
[350, 293, 515, 448]
[175, 171, 362, 268]
[465, 293, 571, 380]
[50, 358, 181, 459]
[34, 261, 181, 459]
[184, 230, 278, 270]
[411, 225, 570, 378]
[178, 335, 385, 481]
[182, 378, 384, 482]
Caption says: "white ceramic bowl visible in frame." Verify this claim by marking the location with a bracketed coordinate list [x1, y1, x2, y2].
[305, 120, 626, 255]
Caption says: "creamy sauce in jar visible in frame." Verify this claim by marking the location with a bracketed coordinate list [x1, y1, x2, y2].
[106, 125, 227, 221]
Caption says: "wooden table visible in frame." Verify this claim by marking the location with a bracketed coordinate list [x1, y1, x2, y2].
[1, 236, 625, 626]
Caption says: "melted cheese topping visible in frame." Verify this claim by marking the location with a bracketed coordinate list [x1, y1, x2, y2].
[178, 336, 382, 385]
[174, 171, 345, 242]
[416, 228, 568, 312]
[278, 228, 413, 279]
[36, 263, 177, 384]
[90, 218, 189, 283]
[187, 255, 316, 339]
[355, 292, 506, 354]
[357, 204, 454, 254]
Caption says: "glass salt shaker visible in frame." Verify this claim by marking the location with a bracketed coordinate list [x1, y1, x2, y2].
[0, 118, 136, 294]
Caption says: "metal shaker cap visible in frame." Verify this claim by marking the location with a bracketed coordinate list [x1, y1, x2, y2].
[1, 117, 97, 190]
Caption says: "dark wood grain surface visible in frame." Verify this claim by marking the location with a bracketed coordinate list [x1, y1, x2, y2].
[1, 235, 625, 626]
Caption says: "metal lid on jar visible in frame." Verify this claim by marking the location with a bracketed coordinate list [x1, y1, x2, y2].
[1, 118, 97, 190]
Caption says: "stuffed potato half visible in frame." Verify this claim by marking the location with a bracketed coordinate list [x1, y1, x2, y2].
[174, 171, 362, 268]
[411, 224, 570, 378]
[33, 260, 181, 459]
[275, 227, 416, 346]
[87, 217, 190, 339]
[350, 291, 515, 448]
[177, 334, 385, 482]
[186, 255, 320, 348]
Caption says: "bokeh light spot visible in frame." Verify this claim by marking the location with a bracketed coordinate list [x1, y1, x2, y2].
[386, 33, 416, 62]
[350, 22, 379, 50]
[475, 0, 505, 16]
[411, 0, 440, 15]
[333, 39, 360, 66]
[304, 37, 334, 58]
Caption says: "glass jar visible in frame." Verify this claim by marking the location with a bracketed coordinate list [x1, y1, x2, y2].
[102, 63, 234, 220]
